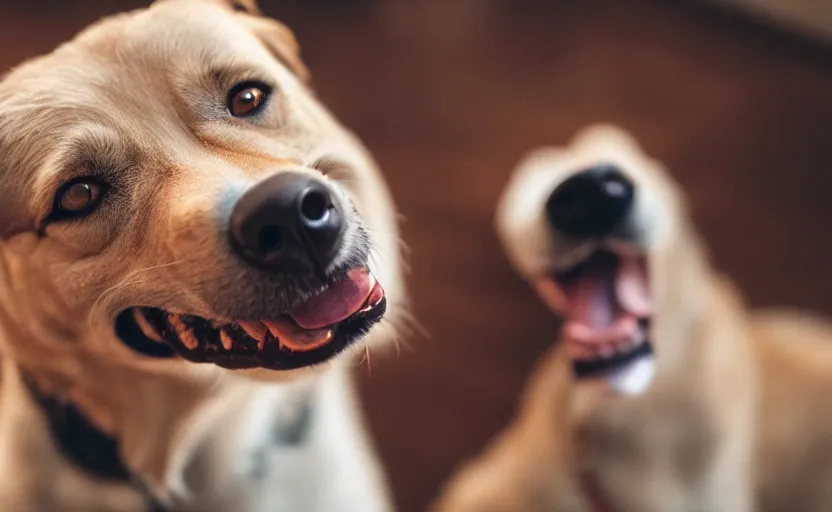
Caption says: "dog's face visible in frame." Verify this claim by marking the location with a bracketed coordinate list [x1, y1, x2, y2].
[0, 0, 402, 382]
[497, 125, 699, 391]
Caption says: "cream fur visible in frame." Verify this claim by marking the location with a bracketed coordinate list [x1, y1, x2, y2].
[0, 1, 406, 510]
[434, 125, 832, 512]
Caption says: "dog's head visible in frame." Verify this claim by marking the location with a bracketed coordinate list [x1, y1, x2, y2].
[0, 0, 403, 383]
[497, 125, 707, 393]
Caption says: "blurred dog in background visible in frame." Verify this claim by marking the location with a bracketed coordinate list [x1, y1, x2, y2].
[0, 1, 405, 510]
[434, 125, 832, 512]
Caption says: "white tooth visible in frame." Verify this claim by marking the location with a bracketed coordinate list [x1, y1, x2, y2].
[262, 320, 286, 340]
[220, 330, 234, 350]
[133, 309, 163, 343]
[238, 321, 267, 343]
[168, 314, 199, 350]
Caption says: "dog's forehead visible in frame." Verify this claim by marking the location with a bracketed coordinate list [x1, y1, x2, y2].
[63, 2, 274, 79]
[0, 4, 282, 174]
[524, 138, 649, 180]
[120, 2, 268, 65]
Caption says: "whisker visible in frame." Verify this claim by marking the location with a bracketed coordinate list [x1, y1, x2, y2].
[364, 346, 372, 376]
[85, 260, 189, 328]
[87, 277, 149, 329]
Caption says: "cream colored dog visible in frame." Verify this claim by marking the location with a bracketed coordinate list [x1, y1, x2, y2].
[0, 1, 406, 510]
[434, 125, 832, 512]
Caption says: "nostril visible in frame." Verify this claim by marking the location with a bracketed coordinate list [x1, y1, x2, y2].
[300, 189, 332, 225]
[257, 225, 283, 256]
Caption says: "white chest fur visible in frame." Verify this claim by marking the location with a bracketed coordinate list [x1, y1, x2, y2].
[172, 367, 392, 512]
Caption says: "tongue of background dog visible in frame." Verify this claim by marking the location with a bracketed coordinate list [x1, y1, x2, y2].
[288, 269, 372, 330]
[564, 256, 651, 345]
[564, 256, 655, 394]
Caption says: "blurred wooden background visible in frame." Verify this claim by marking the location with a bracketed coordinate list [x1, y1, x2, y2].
[1, 1, 830, 510]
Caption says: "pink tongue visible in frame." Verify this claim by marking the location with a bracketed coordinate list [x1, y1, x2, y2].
[288, 269, 372, 330]
[565, 262, 616, 329]
[616, 257, 652, 317]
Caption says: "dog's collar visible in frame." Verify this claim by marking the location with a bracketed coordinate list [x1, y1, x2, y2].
[21, 371, 168, 511]
[22, 369, 318, 511]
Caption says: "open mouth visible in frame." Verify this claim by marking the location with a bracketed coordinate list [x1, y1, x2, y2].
[539, 250, 653, 379]
[115, 268, 386, 371]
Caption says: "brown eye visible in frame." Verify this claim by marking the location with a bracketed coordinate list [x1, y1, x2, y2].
[53, 180, 108, 220]
[228, 83, 269, 118]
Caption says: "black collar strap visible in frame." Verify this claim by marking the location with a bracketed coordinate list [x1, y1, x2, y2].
[21, 372, 168, 511]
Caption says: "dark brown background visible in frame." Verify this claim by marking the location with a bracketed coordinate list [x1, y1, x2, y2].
[1, 1, 830, 510]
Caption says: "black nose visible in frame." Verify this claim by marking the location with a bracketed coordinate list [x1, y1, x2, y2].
[229, 172, 344, 274]
[545, 164, 634, 239]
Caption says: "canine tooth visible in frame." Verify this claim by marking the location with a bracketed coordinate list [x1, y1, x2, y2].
[262, 320, 283, 340]
[133, 309, 163, 343]
[220, 330, 234, 351]
[168, 314, 199, 351]
[238, 321, 267, 343]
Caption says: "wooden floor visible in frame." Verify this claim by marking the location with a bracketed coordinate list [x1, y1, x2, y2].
[1, 1, 831, 510]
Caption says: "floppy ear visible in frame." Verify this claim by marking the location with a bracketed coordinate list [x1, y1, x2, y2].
[225, 0, 261, 15]
[154, 0, 261, 14]
[243, 16, 310, 83]
[152, 0, 309, 82]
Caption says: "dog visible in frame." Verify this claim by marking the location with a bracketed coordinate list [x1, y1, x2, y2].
[433, 125, 832, 512]
[0, 1, 406, 510]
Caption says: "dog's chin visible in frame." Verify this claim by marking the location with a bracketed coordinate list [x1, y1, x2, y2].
[114, 268, 386, 372]
[535, 247, 655, 381]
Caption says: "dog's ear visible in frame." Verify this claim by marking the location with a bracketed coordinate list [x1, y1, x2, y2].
[225, 0, 261, 15]
[243, 16, 310, 83]
[152, 0, 308, 82]
[153, 0, 261, 15]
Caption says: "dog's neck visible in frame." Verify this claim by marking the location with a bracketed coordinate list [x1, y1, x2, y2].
[4, 337, 326, 505]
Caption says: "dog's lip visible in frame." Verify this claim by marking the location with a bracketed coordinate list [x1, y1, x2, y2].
[536, 247, 654, 378]
[114, 269, 386, 370]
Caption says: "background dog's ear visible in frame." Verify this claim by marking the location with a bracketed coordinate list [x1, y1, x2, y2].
[224, 0, 261, 15]
[244, 16, 311, 83]
[153, 0, 261, 15]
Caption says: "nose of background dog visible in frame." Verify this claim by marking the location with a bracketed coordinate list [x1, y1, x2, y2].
[229, 172, 343, 275]
[545, 164, 634, 239]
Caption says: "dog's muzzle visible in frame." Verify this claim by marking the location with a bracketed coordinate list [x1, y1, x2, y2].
[115, 171, 387, 371]
[540, 164, 654, 386]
